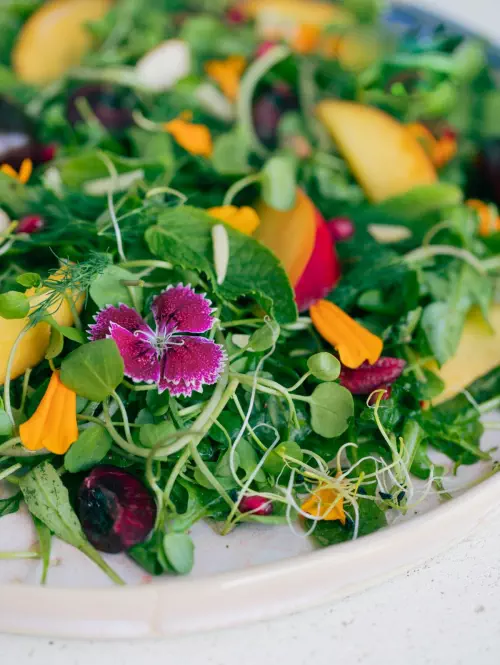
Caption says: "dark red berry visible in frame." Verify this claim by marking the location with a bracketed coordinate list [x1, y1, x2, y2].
[78, 466, 156, 554]
[16, 215, 44, 234]
[327, 217, 355, 242]
[37, 143, 57, 163]
[340, 357, 406, 395]
[239, 495, 273, 516]
[226, 6, 245, 23]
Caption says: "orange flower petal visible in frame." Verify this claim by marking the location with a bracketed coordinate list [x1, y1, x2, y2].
[310, 299, 383, 369]
[292, 24, 322, 54]
[19, 158, 33, 184]
[301, 487, 346, 523]
[205, 55, 246, 101]
[208, 205, 260, 235]
[163, 117, 213, 158]
[19, 371, 78, 454]
[432, 136, 457, 169]
[467, 199, 500, 237]
[0, 164, 20, 180]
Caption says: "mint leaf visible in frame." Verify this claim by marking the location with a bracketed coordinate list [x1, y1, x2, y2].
[145, 207, 297, 324]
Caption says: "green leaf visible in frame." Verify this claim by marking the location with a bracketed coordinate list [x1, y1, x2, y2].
[19, 461, 124, 585]
[163, 533, 195, 575]
[309, 383, 354, 438]
[45, 327, 64, 360]
[263, 440, 303, 475]
[16, 272, 41, 288]
[32, 516, 52, 585]
[128, 531, 169, 576]
[309, 498, 387, 546]
[90, 264, 143, 310]
[0, 408, 13, 437]
[60, 339, 124, 401]
[0, 291, 29, 319]
[214, 448, 239, 477]
[377, 183, 463, 220]
[307, 353, 341, 381]
[261, 155, 297, 211]
[0, 492, 21, 518]
[249, 319, 280, 351]
[145, 207, 297, 324]
[237, 438, 266, 482]
[139, 421, 176, 448]
[43, 315, 86, 344]
[64, 425, 112, 473]
[212, 130, 250, 175]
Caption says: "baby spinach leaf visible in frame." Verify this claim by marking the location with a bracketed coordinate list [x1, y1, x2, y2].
[309, 383, 354, 438]
[163, 533, 195, 575]
[0, 492, 21, 518]
[60, 339, 124, 401]
[64, 425, 112, 473]
[145, 207, 297, 324]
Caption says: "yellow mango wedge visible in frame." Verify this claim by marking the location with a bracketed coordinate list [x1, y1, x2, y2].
[244, 0, 354, 38]
[432, 305, 500, 405]
[0, 280, 84, 385]
[316, 100, 437, 203]
[13, 0, 113, 85]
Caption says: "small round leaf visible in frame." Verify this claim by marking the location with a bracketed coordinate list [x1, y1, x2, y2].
[263, 440, 303, 475]
[309, 383, 354, 438]
[60, 339, 124, 401]
[249, 319, 280, 352]
[163, 533, 195, 575]
[0, 291, 30, 319]
[307, 353, 341, 381]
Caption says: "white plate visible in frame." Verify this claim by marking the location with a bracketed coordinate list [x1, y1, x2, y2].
[2, 0, 500, 640]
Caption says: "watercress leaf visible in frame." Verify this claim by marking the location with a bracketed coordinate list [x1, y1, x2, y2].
[90, 264, 143, 311]
[249, 319, 280, 351]
[263, 440, 303, 475]
[146, 390, 170, 417]
[64, 425, 112, 473]
[163, 533, 195, 575]
[16, 273, 41, 288]
[212, 130, 250, 175]
[309, 383, 354, 438]
[0, 291, 29, 319]
[145, 206, 297, 324]
[32, 516, 52, 585]
[237, 438, 266, 482]
[45, 327, 64, 360]
[0, 492, 21, 518]
[261, 154, 297, 211]
[215, 448, 239, 477]
[139, 421, 176, 448]
[19, 462, 86, 548]
[128, 531, 169, 576]
[60, 339, 124, 401]
[307, 353, 341, 381]
[194, 465, 238, 490]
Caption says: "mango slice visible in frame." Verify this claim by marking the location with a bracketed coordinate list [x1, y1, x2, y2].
[0, 282, 84, 385]
[316, 100, 437, 203]
[13, 0, 113, 85]
[432, 305, 500, 405]
[255, 189, 316, 285]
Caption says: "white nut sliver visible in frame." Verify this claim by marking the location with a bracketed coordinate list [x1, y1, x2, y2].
[135, 40, 191, 92]
[212, 223, 230, 286]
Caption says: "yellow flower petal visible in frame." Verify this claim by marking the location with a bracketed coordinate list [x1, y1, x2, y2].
[301, 487, 346, 523]
[163, 116, 213, 157]
[310, 299, 383, 369]
[292, 24, 322, 54]
[0, 158, 33, 184]
[205, 55, 246, 101]
[208, 205, 261, 235]
[19, 371, 78, 454]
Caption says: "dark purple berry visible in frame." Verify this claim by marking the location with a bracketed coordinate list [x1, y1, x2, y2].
[0, 96, 55, 169]
[340, 357, 406, 395]
[66, 84, 136, 132]
[78, 466, 156, 554]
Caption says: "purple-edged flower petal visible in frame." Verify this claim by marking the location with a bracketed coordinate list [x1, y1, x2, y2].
[158, 336, 225, 396]
[109, 323, 160, 385]
[89, 304, 150, 341]
[152, 285, 214, 335]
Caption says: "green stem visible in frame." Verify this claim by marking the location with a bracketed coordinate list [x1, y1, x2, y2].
[0, 463, 21, 482]
[79, 543, 125, 585]
[0, 551, 40, 560]
[478, 396, 500, 414]
[119, 259, 173, 271]
[287, 371, 312, 393]
[163, 448, 191, 509]
[223, 173, 262, 206]
[220, 318, 263, 329]
[404, 245, 485, 274]
[146, 186, 187, 205]
[4, 327, 29, 425]
[20, 369, 32, 413]
[0, 437, 21, 454]
[122, 379, 156, 392]
[190, 441, 234, 508]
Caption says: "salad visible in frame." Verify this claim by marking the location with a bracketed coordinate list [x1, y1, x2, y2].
[1, 0, 500, 585]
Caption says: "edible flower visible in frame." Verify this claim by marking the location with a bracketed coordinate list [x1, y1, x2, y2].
[301, 486, 346, 523]
[310, 299, 383, 369]
[292, 24, 322, 54]
[205, 55, 246, 101]
[19, 371, 78, 455]
[89, 284, 226, 397]
[163, 112, 213, 158]
[0, 158, 33, 184]
[466, 199, 500, 236]
[208, 205, 260, 235]
[406, 123, 457, 169]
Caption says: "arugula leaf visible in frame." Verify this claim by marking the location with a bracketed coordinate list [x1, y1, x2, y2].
[19, 462, 124, 584]
[0, 492, 22, 518]
[145, 206, 297, 324]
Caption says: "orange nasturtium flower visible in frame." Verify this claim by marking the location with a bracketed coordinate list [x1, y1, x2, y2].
[292, 24, 322, 54]
[163, 112, 213, 158]
[310, 299, 383, 369]
[406, 123, 457, 169]
[208, 205, 260, 235]
[467, 199, 500, 237]
[19, 371, 78, 455]
[0, 158, 33, 184]
[301, 486, 346, 523]
[205, 55, 247, 101]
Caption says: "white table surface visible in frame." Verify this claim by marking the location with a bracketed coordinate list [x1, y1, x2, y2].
[2, 0, 499, 663]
